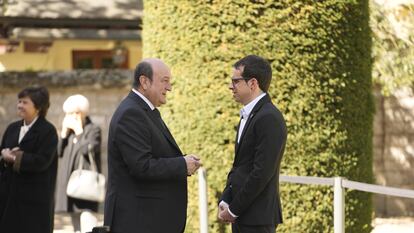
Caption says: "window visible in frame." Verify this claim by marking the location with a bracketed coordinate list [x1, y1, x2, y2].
[24, 41, 52, 53]
[0, 41, 19, 54]
[72, 50, 129, 69]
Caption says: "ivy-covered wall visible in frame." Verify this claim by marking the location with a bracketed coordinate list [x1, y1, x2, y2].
[143, 1, 373, 233]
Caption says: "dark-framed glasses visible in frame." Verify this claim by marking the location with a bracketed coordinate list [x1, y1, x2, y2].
[231, 77, 251, 87]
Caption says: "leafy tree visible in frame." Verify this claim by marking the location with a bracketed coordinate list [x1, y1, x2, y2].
[370, 0, 414, 95]
[143, 1, 373, 232]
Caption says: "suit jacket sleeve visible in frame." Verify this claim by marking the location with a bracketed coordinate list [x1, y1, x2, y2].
[115, 108, 187, 181]
[17, 124, 58, 173]
[0, 125, 11, 169]
[0, 125, 9, 149]
[229, 113, 286, 216]
[220, 168, 234, 204]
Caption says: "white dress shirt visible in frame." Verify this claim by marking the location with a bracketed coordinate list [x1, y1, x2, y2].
[237, 92, 266, 143]
[18, 116, 38, 143]
[132, 88, 155, 110]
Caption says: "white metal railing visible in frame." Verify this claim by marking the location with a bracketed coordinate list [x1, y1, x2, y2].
[197, 169, 414, 233]
[198, 168, 209, 233]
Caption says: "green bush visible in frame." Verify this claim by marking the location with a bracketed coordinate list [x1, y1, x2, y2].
[143, 1, 373, 232]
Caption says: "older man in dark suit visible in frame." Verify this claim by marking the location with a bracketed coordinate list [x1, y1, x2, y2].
[104, 58, 201, 233]
[218, 55, 287, 233]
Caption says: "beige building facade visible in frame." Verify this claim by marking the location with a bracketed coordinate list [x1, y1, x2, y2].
[0, 0, 143, 71]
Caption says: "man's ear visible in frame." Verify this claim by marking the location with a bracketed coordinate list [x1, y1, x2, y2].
[139, 75, 148, 90]
[250, 78, 259, 90]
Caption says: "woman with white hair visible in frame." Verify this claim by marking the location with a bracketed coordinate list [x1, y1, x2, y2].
[55, 94, 102, 233]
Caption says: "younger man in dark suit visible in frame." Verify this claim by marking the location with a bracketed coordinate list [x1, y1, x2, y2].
[218, 55, 287, 233]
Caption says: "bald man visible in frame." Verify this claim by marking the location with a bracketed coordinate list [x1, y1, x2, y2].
[104, 59, 201, 233]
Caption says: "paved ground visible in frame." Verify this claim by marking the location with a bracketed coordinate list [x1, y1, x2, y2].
[372, 217, 414, 233]
[54, 213, 103, 233]
[53, 213, 414, 233]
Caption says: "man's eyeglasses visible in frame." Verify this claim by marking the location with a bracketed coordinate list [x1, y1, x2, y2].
[231, 77, 251, 87]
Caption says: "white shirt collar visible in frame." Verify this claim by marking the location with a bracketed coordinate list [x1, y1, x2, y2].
[240, 93, 266, 119]
[23, 116, 39, 128]
[132, 88, 155, 110]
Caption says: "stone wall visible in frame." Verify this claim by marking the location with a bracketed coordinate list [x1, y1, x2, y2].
[1, 71, 414, 217]
[373, 86, 414, 217]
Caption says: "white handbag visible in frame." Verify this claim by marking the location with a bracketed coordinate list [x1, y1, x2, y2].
[66, 144, 106, 202]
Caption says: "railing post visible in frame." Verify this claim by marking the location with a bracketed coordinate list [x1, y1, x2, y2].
[198, 168, 208, 233]
[334, 177, 345, 233]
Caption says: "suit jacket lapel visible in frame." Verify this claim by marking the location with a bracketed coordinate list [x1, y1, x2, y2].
[127, 91, 181, 152]
[148, 110, 181, 151]
[235, 94, 271, 155]
[162, 125, 180, 152]
[19, 118, 43, 146]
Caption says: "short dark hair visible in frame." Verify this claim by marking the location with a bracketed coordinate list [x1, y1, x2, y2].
[18, 86, 50, 117]
[233, 55, 272, 92]
[133, 61, 153, 88]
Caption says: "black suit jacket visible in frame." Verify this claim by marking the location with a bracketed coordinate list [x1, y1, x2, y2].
[221, 94, 287, 226]
[104, 91, 188, 233]
[0, 117, 58, 233]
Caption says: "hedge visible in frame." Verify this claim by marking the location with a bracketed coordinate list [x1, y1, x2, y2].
[143, 1, 373, 232]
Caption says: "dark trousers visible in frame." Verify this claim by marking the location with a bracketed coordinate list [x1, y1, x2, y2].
[232, 223, 277, 233]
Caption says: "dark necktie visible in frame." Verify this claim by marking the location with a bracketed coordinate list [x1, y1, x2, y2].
[152, 108, 179, 148]
[153, 108, 167, 130]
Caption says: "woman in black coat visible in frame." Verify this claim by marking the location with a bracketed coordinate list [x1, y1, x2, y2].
[0, 86, 58, 233]
[54, 94, 101, 233]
